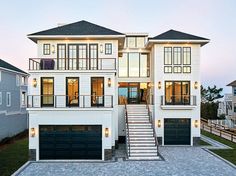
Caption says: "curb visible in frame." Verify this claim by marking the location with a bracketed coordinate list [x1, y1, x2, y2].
[12, 161, 31, 176]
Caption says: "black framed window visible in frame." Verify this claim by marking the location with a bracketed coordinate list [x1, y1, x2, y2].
[183, 47, 191, 65]
[173, 66, 182, 73]
[164, 47, 172, 65]
[165, 81, 190, 105]
[164, 66, 172, 73]
[43, 44, 50, 55]
[66, 78, 79, 107]
[41, 77, 54, 107]
[57, 44, 66, 70]
[91, 77, 104, 107]
[105, 43, 112, 55]
[183, 66, 191, 73]
[173, 47, 182, 65]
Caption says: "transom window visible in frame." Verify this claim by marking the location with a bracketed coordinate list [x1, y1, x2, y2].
[126, 36, 146, 48]
[105, 43, 112, 55]
[43, 44, 50, 55]
[164, 47, 191, 73]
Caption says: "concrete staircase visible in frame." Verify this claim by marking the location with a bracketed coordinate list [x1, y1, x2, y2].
[125, 104, 159, 160]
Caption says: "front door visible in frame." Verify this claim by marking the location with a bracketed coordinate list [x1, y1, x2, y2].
[91, 77, 104, 106]
[128, 83, 139, 104]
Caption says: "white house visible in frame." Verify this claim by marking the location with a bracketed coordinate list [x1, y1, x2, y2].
[27, 20, 209, 161]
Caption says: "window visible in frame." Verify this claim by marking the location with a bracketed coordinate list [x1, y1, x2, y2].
[165, 81, 190, 105]
[126, 37, 136, 48]
[164, 47, 172, 65]
[41, 78, 54, 107]
[183, 66, 191, 73]
[66, 78, 79, 106]
[43, 44, 50, 55]
[173, 66, 182, 73]
[16, 75, 20, 86]
[21, 91, 26, 106]
[126, 36, 146, 48]
[57, 44, 66, 70]
[136, 37, 145, 48]
[0, 92, 2, 105]
[234, 87, 236, 96]
[173, 47, 182, 65]
[21, 76, 27, 85]
[183, 47, 191, 65]
[118, 53, 150, 77]
[164, 66, 172, 73]
[234, 103, 236, 112]
[105, 43, 112, 55]
[6, 92, 11, 107]
[91, 77, 104, 106]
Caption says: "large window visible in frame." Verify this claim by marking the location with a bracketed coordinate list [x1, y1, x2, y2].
[118, 53, 150, 77]
[165, 81, 190, 105]
[41, 78, 54, 107]
[91, 77, 104, 106]
[164, 47, 191, 73]
[57, 44, 66, 70]
[126, 36, 146, 48]
[66, 78, 79, 106]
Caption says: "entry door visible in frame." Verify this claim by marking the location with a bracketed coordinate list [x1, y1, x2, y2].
[89, 44, 98, 70]
[128, 83, 139, 104]
[66, 78, 79, 106]
[91, 77, 104, 106]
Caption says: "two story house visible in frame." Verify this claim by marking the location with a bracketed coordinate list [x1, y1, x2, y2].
[0, 59, 28, 141]
[227, 81, 236, 123]
[27, 20, 209, 161]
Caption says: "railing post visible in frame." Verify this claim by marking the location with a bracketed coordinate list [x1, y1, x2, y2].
[111, 95, 113, 108]
[83, 96, 85, 108]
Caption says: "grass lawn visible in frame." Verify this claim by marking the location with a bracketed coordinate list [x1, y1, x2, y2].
[201, 130, 236, 165]
[199, 139, 211, 146]
[0, 138, 28, 176]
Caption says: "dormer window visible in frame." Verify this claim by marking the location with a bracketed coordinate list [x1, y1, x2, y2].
[105, 43, 112, 55]
[43, 44, 50, 55]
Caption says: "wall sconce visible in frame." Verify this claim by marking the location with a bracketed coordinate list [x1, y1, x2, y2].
[157, 120, 161, 128]
[32, 78, 37, 88]
[158, 81, 161, 89]
[105, 128, 109, 137]
[118, 83, 120, 87]
[194, 120, 199, 128]
[100, 44, 103, 53]
[30, 128, 35, 137]
[194, 81, 198, 89]
[51, 45, 55, 54]
[148, 83, 153, 88]
[108, 78, 111, 87]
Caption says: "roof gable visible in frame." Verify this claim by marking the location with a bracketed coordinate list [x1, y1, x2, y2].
[227, 80, 236, 87]
[28, 20, 124, 36]
[152, 29, 209, 40]
[0, 59, 28, 75]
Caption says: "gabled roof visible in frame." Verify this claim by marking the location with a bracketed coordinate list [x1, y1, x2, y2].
[28, 20, 124, 36]
[227, 80, 236, 87]
[0, 59, 28, 75]
[151, 29, 209, 40]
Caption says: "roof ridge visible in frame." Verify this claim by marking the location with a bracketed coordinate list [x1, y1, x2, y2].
[0, 59, 28, 75]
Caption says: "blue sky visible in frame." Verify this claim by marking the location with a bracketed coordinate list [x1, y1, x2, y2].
[0, 0, 235, 93]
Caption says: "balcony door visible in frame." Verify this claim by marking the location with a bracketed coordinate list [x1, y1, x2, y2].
[41, 77, 54, 107]
[66, 78, 79, 107]
[91, 77, 104, 106]
[89, 44, 98, 70]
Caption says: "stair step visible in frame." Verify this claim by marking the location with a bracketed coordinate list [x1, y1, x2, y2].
[128, 128, 153, 131]
[128, 146, 157, 149]
[128, 156, 160, 160]
[129, 137, 155, 140]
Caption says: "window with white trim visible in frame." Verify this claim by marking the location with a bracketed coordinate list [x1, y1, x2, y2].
[105, 43, 112, 55]
[21, 91, 26, 106]
[6, 92, 11, 107]
[16, 75, 20, 86]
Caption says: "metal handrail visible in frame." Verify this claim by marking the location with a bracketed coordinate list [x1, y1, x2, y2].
[161, 95, 197, 106]
[146, 95, 159, 155]
[27, 95, 113, 108]
[29, 58, 116, 71]
[124, 102, 131, 157]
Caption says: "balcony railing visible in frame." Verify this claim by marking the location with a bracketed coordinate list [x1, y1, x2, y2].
[27, 95, 113, 108]
[29, 58, 116, 71]
[161, 95, 197, 106]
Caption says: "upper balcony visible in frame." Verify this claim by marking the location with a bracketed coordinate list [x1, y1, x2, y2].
[160, 95, 197, 110]
[29, 58, 116, 71]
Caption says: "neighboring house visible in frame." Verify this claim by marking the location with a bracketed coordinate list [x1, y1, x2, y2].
[227, 80, 236, 122]
[0, 59, 28, 141]
[27, 20, 209, 161]
[218, 93, 232, 118]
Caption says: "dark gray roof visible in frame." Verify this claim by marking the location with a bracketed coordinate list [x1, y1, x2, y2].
[151, 29, 209, 40]
[28, 20, 124, 36]
[227, 80, 236, 87]
[0, 59, 28, 75]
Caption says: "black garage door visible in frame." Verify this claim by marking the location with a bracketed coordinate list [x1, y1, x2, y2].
[39, 125, 102, 160]
[164, 119, 191, 145]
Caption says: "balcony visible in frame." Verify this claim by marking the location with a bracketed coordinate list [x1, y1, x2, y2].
[27, 95, 113, 108]
[29, 58, 116, 71]
[160, 95, 197, 110]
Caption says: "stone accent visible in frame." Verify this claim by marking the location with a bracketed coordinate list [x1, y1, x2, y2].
[29, 149, 36, 161]
[157, 137, 162, 145]
[115, 140, 119, 149]
[104, 149, 112, 160]
[193, 137, 200, 146]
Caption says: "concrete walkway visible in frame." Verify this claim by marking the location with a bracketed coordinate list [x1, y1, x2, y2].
[201, 135, 232, 149]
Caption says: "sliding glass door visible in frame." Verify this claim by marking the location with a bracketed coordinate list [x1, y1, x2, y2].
[66, 78, 79, 106]
[91, 77, 104, 106]
[41, 78, 54, 107]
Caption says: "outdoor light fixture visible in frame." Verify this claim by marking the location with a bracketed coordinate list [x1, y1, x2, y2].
[108, 78, 111, 87]
[32, 78, 37, 88]
[194, 120, 199, 128]
[100, 44, 103, 53]
[51, 45, 55, 54]
[105, 128, 109, 137]
[148, 83, 153, 88]
[158, 81, 162, 89]
[194, 81, 198, 89]
[157, 120, 161, 128]
[30, 128, 35, 137]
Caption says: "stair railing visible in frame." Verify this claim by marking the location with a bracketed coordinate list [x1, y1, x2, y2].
[146, 95, 159, 155]
[124, 102, 131, 157]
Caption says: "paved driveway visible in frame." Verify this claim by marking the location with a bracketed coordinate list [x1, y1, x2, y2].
[17, 147, 236, 176]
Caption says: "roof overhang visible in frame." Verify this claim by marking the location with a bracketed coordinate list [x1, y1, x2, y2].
[0, 67, 29, 76]
[146, 39, 210, 47]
